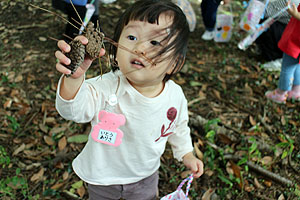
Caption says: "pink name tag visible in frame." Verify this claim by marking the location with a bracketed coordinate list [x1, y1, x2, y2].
[91, 110, 126, 146]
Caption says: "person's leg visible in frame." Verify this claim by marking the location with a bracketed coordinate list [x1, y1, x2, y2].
[278, 53, 298, 92]
[265, 53, 298, 104]
[287, 55, 300, 100]
[88, 184, 122, 200]
[122, 171, 159, 200]
[200, 0, 221, 31]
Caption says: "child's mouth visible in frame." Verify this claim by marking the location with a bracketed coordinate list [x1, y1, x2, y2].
[131, 59, 145, 68]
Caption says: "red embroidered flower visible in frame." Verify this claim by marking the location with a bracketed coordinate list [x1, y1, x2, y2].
[167, 107, 177, 121]
[155, 107, 177, 142]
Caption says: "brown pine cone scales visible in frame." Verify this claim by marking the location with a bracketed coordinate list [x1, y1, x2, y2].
[64, 39, 85, 77]
[84, 22, 105, 59]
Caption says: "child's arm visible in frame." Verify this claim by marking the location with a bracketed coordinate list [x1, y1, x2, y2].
[288, 1, 300, 20]
[55, 36, 105, 100]
[183, 152, 204, 178]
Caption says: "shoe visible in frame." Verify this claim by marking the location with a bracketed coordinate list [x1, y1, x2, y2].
[201, 30, 214, 41]
[265, 89, 287, 104]
[287, 90, 300, 101]
[261, 58, 282, 71]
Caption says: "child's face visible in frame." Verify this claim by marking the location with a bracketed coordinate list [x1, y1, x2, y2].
[116, 13, 176, 88]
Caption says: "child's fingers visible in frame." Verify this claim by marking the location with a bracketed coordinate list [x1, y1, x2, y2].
[57, 40, 70, 53]
[74, 35, 88, 45]
[55, 50, 71, 66]
[55, 50, 71, 75]
[99, 48, 106, 57]
[191, 161, 204, 178]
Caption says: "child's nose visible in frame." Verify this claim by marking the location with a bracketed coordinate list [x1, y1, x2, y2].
[134, 41, 147, 55]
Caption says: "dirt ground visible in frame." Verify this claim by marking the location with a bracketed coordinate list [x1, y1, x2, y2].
[0, 0, 299, 199]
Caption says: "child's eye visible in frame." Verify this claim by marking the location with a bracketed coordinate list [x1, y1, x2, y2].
[150, 40, 161, 46]
[127, 35, 137, 41]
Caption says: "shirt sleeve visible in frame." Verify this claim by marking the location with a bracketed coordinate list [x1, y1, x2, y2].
[167, 98, 193, 161]
[265, 0, 290, 24]
[55, 75, 101, 123]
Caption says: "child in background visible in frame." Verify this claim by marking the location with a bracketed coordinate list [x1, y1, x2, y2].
[265, 1, 300, 104]
[55, 0, 204, 199]
[256, 0, 300, 71]
[200, 0, 231, 40]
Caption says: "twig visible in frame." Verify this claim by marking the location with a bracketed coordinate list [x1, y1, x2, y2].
[187, 96, 205, 106]
[16, 24, 48, 30]
[189, 114, 238, 142]
[259, 114, 275, 136]
[288, 153, 299, 173]
[41, 151, 76, 166]
[224, 154, 294, 186]
[15, 111, 39, 136]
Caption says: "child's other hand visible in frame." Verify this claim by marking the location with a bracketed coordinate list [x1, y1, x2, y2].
[55, 35, 105, 78]
[183, 152, 204, 178]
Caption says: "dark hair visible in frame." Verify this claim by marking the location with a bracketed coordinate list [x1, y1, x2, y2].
[109, 0, 189, 82]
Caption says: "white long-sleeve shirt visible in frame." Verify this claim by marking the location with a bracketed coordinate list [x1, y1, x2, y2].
[55, 71, 193, 185]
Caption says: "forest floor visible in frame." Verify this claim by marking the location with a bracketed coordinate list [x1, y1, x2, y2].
[0, 0, 299, 199]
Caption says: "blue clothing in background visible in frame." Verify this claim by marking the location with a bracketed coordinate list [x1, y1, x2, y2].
[278, 53, 300, 91]
[200, 0, 222, 31]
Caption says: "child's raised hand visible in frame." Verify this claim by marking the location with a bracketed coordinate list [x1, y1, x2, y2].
[183, 152, 204, 178]
[55, 35, 105, 79]
[287, 1, 300, 20]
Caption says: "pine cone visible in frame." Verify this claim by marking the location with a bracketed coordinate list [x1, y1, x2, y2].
[85, 22, 104, 59]
[64, 39, 85, 76]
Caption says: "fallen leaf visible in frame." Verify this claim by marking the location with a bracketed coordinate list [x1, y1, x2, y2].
[213, 89, 221, 100]
[72, 180, 83, 189]
[229, 160, 243, 189]
[281, 115, 286, 126]
[226, 162, 234, 175]
[44, 135, 55, 145]
[278, 194, 285, 200]
[261, 156, 273, 166]
[3, 99, 12, 109]
[63, 171, 69, 181]
[77, 185, 86, 198]
[14, 74, 23, 82]
[67, 134, 88, 143]
[197, 138, 204, 147]
[51, 182, 64, 190]
[194, 142, 204, 160]
[249, 116, 256, 126]
[30, 168, 44, 182]
[254, 178, 264, 189]
[58, 136, 67, 151]
[13, 143, 26, 156]
[38, 36, 47, 41]
[50, 127, 67, 136]
[13, 43, 23, 49]
[202, 188, 214, 200]
[205, 169, 214, 176]
[263, 180, 272, 187]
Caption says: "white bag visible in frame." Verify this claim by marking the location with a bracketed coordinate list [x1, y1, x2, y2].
[214, 3, 233, 42]
[239, 0, 269, 32]
[161, 174, 194, 200]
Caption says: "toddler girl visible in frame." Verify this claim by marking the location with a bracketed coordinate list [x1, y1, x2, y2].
[55, 0, 204, 199]
[265, 1, 300, 103]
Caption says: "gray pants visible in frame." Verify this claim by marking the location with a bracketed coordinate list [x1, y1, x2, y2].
[88, 171, 159, 200]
